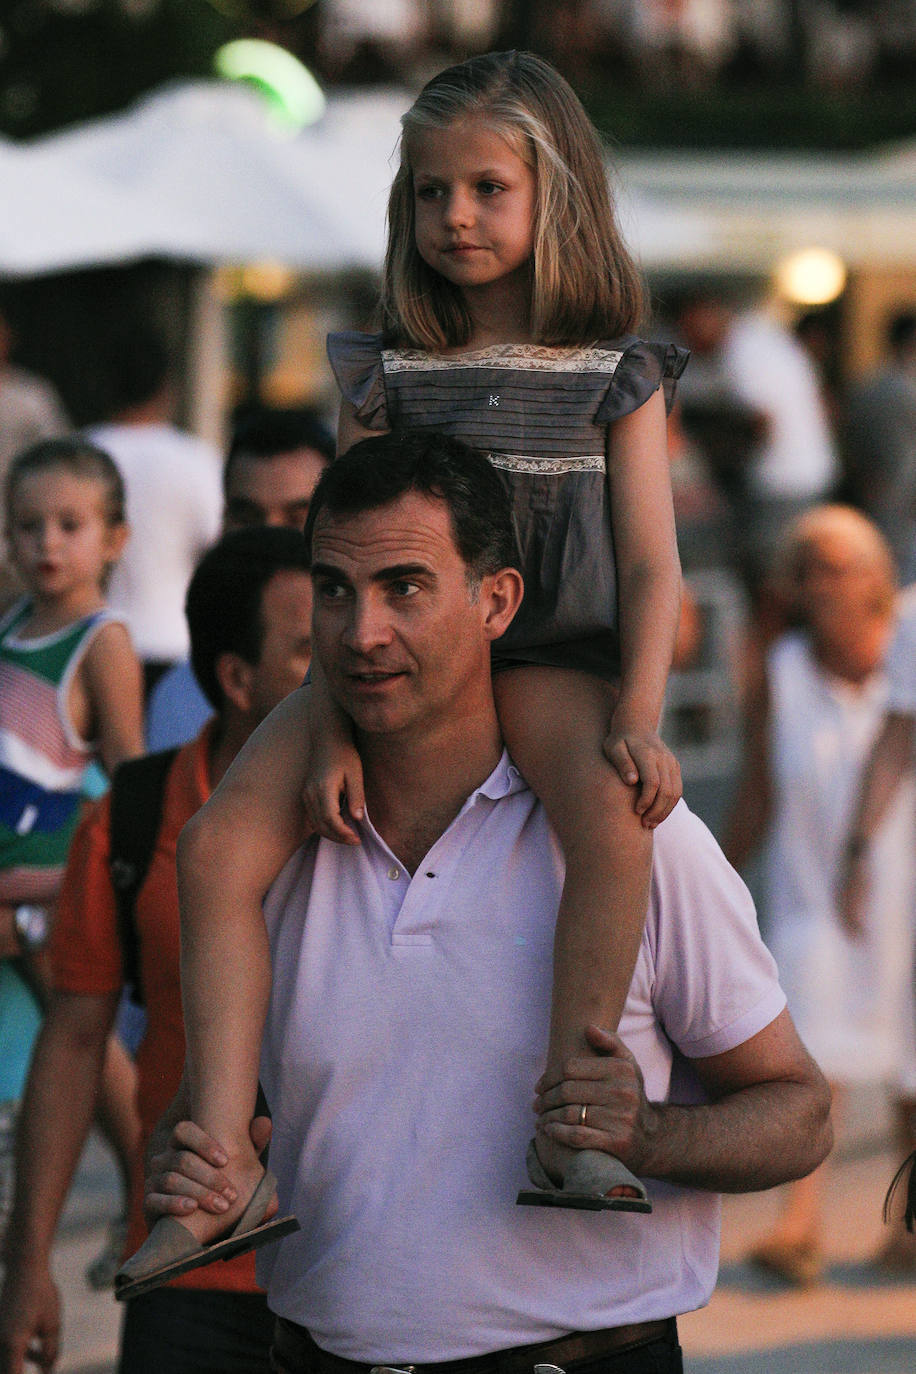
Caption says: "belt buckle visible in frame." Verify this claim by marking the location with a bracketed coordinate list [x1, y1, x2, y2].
[534, 1366, 566, 1374]
[370, 1366, 416, 1374]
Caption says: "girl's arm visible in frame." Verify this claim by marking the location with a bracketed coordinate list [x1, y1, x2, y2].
[79, 621, 145, 772]
[302, 656, 364, 843]
[605, 388, 683, 825]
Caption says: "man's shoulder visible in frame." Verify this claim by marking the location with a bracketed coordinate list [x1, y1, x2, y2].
[86, 422, 219, 468]
[648, 800, 754, 929]
[651, 799, 718, 866]
[646, 802, 784, 1053]
[146, 660, 212, 752]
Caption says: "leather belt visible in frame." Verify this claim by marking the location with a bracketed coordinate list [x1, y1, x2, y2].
[272, 1318, 676, 1374]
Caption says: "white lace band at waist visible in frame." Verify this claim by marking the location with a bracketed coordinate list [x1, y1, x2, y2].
[487, 452, 606, 474]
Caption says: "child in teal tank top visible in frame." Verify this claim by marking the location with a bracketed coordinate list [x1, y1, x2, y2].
[0, 437, 144, 1240]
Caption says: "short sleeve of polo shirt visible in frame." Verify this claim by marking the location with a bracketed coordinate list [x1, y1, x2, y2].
[886, 587, 916, 714]
[647, 803, 786, 1060]
[51, 795, 124, 995]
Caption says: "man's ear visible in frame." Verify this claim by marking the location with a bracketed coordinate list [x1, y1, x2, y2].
[214, 650, 254, 714]
[481, 567, 524, 642]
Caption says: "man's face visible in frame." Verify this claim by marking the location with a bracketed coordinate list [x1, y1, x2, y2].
[224, 449, 327, 532]
[245, 568, 314, 722]
[310, 492, 494, 741]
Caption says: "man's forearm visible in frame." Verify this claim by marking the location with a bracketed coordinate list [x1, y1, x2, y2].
[641, 1073, 833, 1193]
[4, 992, 116, 1261]
[537, 1015, 833, 1196]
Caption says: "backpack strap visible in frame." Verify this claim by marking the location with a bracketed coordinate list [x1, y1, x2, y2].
[109, 748, 179, 1006]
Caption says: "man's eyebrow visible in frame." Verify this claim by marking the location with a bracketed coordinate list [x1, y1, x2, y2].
[310, 561, 347, 581]
[310, 561, 433, 582]
[375, 563, 432, 582]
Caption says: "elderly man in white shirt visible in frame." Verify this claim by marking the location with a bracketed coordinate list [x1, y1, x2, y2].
[144, 430, 831, 1374]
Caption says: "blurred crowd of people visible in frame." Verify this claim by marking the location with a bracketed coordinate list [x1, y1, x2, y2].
[666, 285, 916, 1284]
[312, 0, 916, 91]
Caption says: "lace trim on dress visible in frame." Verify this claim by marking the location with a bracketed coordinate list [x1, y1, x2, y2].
[487, 452, 606, 474]
[382, 345, 624, 374]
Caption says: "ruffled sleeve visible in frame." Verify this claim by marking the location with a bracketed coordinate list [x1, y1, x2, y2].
[326, 331, 389, 431]
[594, 338, 689, 424]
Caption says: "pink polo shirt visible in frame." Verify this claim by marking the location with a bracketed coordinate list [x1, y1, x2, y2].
[258, 754, 784, 1359]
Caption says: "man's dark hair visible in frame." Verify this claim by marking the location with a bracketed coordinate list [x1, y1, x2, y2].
[187, 526, 311, 711]
[303, 429, 515, 581]
[105, 324, 171, 414]
[224, 407, 335, 494]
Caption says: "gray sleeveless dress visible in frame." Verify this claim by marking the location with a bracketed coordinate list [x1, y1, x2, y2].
[327, 332, 688, 681]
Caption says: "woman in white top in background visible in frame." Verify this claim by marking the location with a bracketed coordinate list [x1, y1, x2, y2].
[723, 504, 916, 1284]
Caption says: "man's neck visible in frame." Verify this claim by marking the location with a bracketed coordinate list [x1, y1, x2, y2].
[109, 393, 170, 427]
[358, 701, 504, 874]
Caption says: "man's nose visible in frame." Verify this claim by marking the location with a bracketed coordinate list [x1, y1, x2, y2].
[343, 596, 392, 653]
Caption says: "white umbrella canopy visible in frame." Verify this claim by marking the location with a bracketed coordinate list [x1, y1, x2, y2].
[0, 136, 154, 275]
[0, 81, 404, 276]
[0, 78, 715, 278]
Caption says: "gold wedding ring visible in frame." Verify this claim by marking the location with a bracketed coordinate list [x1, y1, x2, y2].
[578, 1104, 588, 1127]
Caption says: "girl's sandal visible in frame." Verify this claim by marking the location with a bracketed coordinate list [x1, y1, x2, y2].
[516, 1138, 652, 1212]
[114, 1168, 299, 1301]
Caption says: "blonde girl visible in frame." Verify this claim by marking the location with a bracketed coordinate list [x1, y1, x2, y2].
[118, 50, 686, 1293]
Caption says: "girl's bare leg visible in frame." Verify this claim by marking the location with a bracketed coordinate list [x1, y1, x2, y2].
[171, 687, 314, 1245]
[494, 665, 652, 1192]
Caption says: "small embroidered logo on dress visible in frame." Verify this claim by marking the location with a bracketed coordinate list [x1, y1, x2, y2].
[488, 394, 500, 407]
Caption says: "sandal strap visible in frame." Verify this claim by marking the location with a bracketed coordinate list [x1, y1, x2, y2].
[231, 1167, 278, 1236]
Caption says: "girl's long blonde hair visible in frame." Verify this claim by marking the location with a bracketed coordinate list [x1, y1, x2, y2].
[382, 50, 647, 350]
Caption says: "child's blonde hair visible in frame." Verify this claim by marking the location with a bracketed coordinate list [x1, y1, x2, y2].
[5, 437, 127, 531]
[383, 50, 647, 350]
[773, 504, 897, 625]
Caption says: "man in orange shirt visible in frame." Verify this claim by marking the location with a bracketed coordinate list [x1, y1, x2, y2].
[0, 526, 314, 1374]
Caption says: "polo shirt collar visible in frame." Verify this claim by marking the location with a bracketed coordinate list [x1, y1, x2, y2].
[471, 748, 528, 805]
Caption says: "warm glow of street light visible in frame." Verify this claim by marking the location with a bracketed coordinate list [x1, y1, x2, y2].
[775, 248, 847, 306]
[214, 39, 325, 131]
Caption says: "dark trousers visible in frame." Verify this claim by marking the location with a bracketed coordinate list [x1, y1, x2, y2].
[269, 1322, 683, 1374]
[120, 1287, 274, 1374]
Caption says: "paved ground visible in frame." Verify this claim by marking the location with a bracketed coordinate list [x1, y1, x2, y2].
[679, 1084, 916, 1373]
[25, 1083, 916, 1373]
